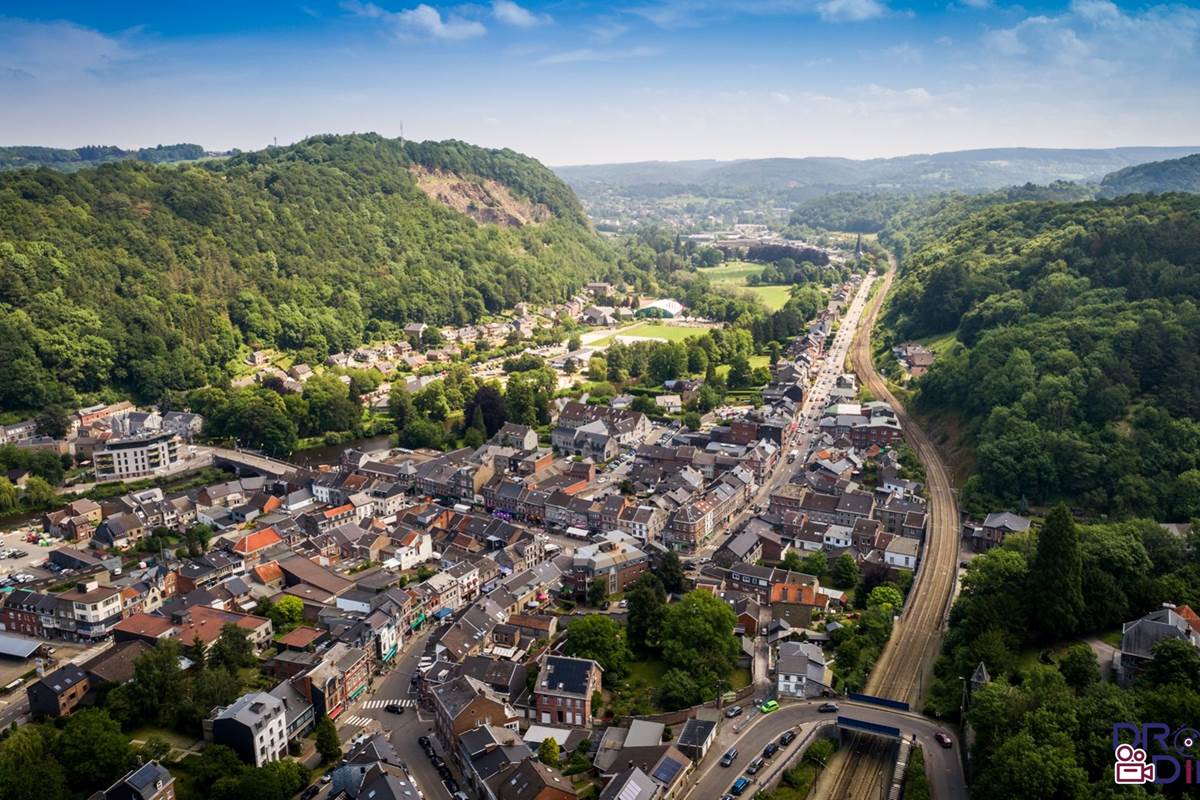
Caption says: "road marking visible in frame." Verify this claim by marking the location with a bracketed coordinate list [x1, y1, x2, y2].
[360, 698, 417, 709]
[342, 715, 374, 727]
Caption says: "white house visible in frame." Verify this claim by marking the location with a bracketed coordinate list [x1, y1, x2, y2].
[776, 641, 831, 699]
[390, 529, 433, 570]
[884, 537, 919, 569]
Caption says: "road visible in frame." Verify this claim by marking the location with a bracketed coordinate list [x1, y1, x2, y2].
[691, 274, 876, 561]
[688, 699, 963, 800]
[815, 260, 965, 799]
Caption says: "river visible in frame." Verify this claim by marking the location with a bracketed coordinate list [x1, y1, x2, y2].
[290, 433, 396, 468]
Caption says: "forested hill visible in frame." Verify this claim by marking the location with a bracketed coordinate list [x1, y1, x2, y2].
[0, 133, 614, 413]
[0, 143, 207, 171]
[886, 193, 1200, 520]
[1098, 153, 1200, 198]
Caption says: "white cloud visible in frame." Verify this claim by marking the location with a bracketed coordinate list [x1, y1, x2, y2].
[492, 0, 550, 27]
[959, 0, 991, 8]
[0, 18, 135, 80]
[537, 45, 659, 65]
[816, 0, 885, 22]
[885, 42, 922, 62]
[344, 2, 486, 40]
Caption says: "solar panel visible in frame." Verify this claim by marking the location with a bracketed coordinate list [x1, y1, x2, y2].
[652, 757, 684, 784]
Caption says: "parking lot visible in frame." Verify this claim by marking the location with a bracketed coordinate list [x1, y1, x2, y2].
[0, 527, 60, 586]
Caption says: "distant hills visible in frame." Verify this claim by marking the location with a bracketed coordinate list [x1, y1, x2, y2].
[1098, 153, 1200, 198]
[0, 143, 210, 172]
[556, 146, 1200, 198]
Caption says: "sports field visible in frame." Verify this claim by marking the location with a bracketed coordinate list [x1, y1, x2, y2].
[699, 261, 793, 311]
[588, 321, 706, 347]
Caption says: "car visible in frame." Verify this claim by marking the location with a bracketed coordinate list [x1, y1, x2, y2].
[301, 786, 320, 800]
[934, 730, 953, 748]
[418, 736, 432, 750]
[438, 766, 452, 780]
[320, 774, 332, 784]
[385, 704, 404, 714]
[746, 757, 765, 775]
[731, 777, 751, 796]
[720, 748, 738, 767]
[721, 795, 735, 800]
[763, 742, 779, 759]
[759, 700, 779, 713]
[444, 778, 460, 793]
[724, 705, 743, 718]
[430, 755, 445, 769]
[818, 702, 839, 713]
[779, 730, 797, 746]
[619, 599, 628, 608]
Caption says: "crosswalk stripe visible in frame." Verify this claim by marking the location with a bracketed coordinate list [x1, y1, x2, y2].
[342, 715, 373, 727]
[359, 698, 416, 709]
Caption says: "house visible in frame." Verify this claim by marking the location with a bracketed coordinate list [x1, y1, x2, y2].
[204, 691, 288, 766]
[268, 678, 316, 741]
[567, 531, 649, 599]
[967, 511, 1032, 551]
[776, 641, 831, 698]
[1117, 604, 1200, 686]
[26, 664, 89, 718]
[433, 675, 520, 750]
[598, 768, 658, 800]
[97, 761, 176, 800]
[488, 757, 577, 800]
[534, 655, 602, 727]
[655, 394, 683, 415]
[713, 528, 763, 569]
[884, 537, 919, 570]
[676, 717, 718, 763]
[460, 725, 536, 800]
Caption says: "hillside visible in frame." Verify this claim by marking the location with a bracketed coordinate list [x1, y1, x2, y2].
[1098, 153, 1200, 198]
[0, 143, 207, 172]
[0, 133, 614, 413]
[883, 193, 1200, 520]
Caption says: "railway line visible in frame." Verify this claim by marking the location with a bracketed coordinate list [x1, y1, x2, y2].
[816, 259, 962, 798]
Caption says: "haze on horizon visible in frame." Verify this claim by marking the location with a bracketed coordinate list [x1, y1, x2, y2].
[2, 0, 1199, 166]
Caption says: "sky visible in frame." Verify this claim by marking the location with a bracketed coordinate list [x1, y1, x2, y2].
[1, 0, 1199, 165]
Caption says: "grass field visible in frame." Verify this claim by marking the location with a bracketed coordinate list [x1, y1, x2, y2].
[590, 321, 705, 347]
[716, 354, 771, 379]
[699, 261, 793, 310]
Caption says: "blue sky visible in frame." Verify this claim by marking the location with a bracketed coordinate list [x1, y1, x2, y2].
[1, 1, 1198, 164]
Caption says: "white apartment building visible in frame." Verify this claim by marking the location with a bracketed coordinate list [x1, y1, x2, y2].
[93, 431, 182, 481]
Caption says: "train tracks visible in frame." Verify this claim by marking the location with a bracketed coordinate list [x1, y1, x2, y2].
[816, 260, 962, 798]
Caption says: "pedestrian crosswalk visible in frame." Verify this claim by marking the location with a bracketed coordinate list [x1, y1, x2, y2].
[341, 715, 374, 728]
[360, 698, 417, 709]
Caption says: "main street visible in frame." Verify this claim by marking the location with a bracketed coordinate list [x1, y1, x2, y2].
[815, 258, 965, 799]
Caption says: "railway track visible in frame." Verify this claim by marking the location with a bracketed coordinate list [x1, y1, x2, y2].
[815, 260, 962, 798]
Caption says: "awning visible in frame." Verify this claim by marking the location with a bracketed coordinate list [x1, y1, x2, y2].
[410, 613, 427, 630]
[382, 644, 398, 662]
[433, 607, 453, 620]
[348, 683, 368, 700]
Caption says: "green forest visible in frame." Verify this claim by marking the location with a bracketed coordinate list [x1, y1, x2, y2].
[0, 143, 207, 172]
[0, 134, 616, 413]
[879, 193, 1200, 520]
[1099, 153, 1200, 198]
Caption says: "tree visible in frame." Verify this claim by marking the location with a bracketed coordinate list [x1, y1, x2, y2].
[388, 384, 415, 429]
[563, 615, 630, 683]
[465, 384, 507, 437]
[798, 551, 828, 577]
[659, 669, 702, 710]
[316, 716, 342, 764]
[781, 549, 804, 572]
[129, 638, 187, 727]
[587, 578, 608, 608]
[267, 595, 304, 633]
[659, 551, 685, 594]
[769, 342, 782, 366]
[831, 553, 859, 589]
[22, 475, 57, 507]
[1057, 644, 1099, 693]
[539, 737, 561, 767]
[0, 477, 16, 512]
[302, 374, 359, 434]
[727, 356, 752, 389]
[867, 584, 904, 613]
[1027, 504, 1084, 640]
[210, 623, 255, 671]
[567, 334, 582, 352]
[0, 725, 67, 800]
[626, 574, 667, 652]
[190, 638, 209, 672]
[659, 591, 740, 688]
[58, 709, 136, 794]
[1142, 638, 1200, 689]
[35, 405, 69, 439]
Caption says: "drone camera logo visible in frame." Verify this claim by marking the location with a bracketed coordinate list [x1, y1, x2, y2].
[1113, 723, 1200, 785]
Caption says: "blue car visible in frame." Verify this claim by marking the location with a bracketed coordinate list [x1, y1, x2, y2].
[731, 777, 751, 796]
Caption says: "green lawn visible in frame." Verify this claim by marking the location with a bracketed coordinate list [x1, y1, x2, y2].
[716, 354, 771, 379]
[698, 261, 792, 310]
[590, 322, 703, 347]
[916, 331, 959, 357]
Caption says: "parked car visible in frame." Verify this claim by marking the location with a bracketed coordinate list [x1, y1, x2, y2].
[746, 757, 765, 775]
[934, 730, 953, 748]
[385, 704, 404, 714]
[430, 755, 446, 769]
[731, 777, 751, 796]
[725, 705, 743, 718]
[759, 700, 779, 714]
[818, 702, 839, 713]
[418, 736, 432, 750]
[720, 748, 738, 767]
[763, 742, 779, 759]
[780, 730, 797, 746]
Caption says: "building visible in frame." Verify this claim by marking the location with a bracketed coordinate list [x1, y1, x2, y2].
[205, 691, 289, 766]
[567, 531, 649, 599]
[488, 758, 577, 800]
[775, 641, 831, 698]
[93, 432, 183, 482]
[884, 537, 919, 570]
[534, 655, 602, 727]
[97, 761, 176, 800]
[1117, 604, 1200, 686]
[433, 675, 521, 750]
[966, 511, 1032, 551]
[26, 663, 89, 718]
